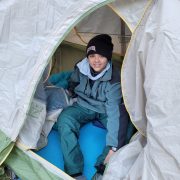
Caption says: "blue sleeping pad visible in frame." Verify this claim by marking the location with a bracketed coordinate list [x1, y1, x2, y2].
[36, 123, 107, 180]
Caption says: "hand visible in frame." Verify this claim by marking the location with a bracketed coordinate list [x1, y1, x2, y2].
[104, 149, 115, 164]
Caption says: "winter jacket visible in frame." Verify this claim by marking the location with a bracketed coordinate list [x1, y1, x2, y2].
[68, 58, 123, 148]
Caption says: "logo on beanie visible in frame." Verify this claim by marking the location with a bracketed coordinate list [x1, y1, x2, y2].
[87, 46, 96, 54]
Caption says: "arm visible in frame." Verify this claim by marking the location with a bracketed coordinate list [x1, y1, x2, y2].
[104, 82, 121, 164]
[104, 82, 129, 163]
[105, 82, 122, 148]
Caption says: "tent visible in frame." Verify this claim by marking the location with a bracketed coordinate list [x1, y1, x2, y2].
[1, 0, 180, 179]
[103, 0, 180, 179]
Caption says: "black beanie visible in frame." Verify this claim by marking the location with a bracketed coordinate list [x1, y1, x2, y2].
[86, 34, 113, 60]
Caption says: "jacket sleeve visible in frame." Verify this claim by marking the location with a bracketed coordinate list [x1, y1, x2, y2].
[105, 82, 129, 148]
[67, 65, 80, 98]
[105, 82, 121, 147]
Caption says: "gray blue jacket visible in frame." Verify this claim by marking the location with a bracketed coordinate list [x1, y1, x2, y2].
[68, 58, 125, 148]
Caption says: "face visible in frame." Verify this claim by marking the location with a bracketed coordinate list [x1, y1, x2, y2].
[88, 54, 108, 72]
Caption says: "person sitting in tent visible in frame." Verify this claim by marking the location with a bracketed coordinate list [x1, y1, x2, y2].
[57, 34, 129, 179]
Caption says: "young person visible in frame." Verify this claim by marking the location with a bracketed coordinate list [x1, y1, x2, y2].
[57, 34, 129, 179]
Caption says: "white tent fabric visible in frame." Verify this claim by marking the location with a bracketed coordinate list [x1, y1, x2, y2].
[1, 0, 180, 179]
[103, 0, 180, 179]
[0, 0, 148, 147]
[0, 0, 115, 142]
[0, 0, 150, 179]
[109, 0, 150, 32]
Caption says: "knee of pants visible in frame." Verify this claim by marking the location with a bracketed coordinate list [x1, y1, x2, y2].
[57, 110, 79, 132]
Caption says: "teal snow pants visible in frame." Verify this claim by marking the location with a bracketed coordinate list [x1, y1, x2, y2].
[57, 103, 109, 175]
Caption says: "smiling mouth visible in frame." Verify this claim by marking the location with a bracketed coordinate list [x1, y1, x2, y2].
[93, 64, 101, 67]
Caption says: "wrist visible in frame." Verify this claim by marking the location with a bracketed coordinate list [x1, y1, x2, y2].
[109, 146, 117, 152]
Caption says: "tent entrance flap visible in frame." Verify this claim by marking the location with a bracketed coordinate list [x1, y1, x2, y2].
[0, 130, 14, 166]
